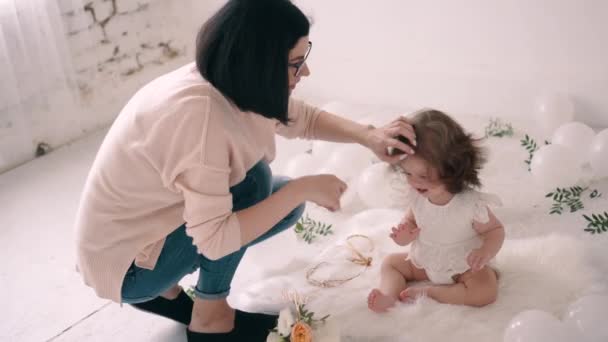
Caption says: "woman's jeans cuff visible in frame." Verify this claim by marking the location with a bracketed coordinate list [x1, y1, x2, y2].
[193, 286, 231, 300]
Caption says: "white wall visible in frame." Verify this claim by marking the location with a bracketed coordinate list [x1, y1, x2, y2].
[2, 0, 607, 172]
[0, 0, 223, 172]
[294, 0, 608, 128]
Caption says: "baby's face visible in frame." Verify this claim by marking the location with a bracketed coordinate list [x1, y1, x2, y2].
[398, 155, 449, 199]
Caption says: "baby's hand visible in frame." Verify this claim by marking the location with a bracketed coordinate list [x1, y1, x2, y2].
[389, 222, 420, 246]
[467, 248, 492, 272]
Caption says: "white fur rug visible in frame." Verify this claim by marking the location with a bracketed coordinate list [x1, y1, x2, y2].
[234, 210, 605, 342]
[228, 111, 608, 342]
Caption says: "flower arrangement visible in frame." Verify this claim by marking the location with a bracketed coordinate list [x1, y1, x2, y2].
[267, 291, 337, 342]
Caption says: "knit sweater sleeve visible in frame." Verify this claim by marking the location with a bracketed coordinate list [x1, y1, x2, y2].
[141, 93, 241, 260]
[275, 98, 323, 139]
[175, 165, 241, 260]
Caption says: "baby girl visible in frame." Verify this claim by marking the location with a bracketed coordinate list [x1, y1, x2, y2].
[368, 109, 504, 312]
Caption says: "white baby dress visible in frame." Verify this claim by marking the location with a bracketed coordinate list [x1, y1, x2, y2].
[406, 188, 502, 284]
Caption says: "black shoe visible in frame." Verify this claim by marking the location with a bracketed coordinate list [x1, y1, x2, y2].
[186, 327, 242, 342]
[130, 290, 193, 325]
[235, 310, 278, 340]
[131, 290, 278, 340]
[185, 312, 276, 342]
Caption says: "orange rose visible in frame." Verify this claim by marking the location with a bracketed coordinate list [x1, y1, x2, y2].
[290, 322, 313, 342]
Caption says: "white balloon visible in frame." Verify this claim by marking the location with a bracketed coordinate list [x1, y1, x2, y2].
[503, 310, 577, 342]
[345, 208, 403, 232]
[315, 167, 355, 210]
[530, 144, 581, 190]
[535, 93, 575, 137]
[356, 163, 405, 209]
[311, 140, 341, 162]
[339, 184, 359, 210]
[589, 129, 608, 180]
[283, 153, 320, 178]
[322, 144, 375, 182]
[563, 295, 608, 342]
[551, 122, 596, 165]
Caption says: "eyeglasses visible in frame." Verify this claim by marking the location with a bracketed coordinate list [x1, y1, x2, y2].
[288, 41, 312, 77]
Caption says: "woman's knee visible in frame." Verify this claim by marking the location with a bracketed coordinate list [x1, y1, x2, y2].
[272, 176, 305, 227]
[271, 175, 291, 192]
[249, 161, 273, 198]
[121, 270, 168, 304]
[232, 161, 273, 209]
[288, 201, 306, 225]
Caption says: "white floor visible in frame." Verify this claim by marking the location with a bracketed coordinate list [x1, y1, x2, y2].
[2, 114, 607, 341]
[0, 127, 315, 342]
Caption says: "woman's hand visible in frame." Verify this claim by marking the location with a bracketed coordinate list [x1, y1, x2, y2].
[293, 174, 347, 212]
[363, 116, 417, 164]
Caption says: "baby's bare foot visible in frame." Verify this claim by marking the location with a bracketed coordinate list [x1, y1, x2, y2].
[399, 287, 426, 303]
[367, 289, 396, 313]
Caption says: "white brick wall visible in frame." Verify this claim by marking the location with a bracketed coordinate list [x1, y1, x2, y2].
[0, 0, 224, 172]
[64, 0, 195, 91]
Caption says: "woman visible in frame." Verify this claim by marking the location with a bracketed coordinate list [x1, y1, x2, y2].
[74, 0, 416, 341]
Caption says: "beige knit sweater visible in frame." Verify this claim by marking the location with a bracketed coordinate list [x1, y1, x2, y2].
[74, 63, 322, 302]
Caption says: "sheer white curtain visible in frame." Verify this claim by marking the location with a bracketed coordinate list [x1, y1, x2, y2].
[0, 0, 77, 171]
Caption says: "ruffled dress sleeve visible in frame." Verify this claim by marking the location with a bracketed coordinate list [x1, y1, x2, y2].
[472, 191, 503, 223]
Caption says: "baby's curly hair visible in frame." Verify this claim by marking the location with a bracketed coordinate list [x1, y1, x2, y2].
[392, 109, 487, 194]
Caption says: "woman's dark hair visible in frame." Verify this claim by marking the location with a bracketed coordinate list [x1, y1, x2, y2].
[196, 0, 310, 124]
[392, 109, 487, 194]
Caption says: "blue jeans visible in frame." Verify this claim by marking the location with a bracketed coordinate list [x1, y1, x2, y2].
[121, 161, 305, 303]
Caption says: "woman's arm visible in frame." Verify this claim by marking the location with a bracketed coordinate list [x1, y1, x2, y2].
[314, 110, 417, 163]
[236, 180, 306, 245]
[311, 111, 373, 144]
[279, 100, 416, 163]
[237, 175, 346, 246]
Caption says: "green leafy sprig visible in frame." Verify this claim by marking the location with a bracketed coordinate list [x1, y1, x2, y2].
[546, 187, 602, 215]
[294, 214, 333, 244]
[583, 212, 608, 234]
[520, 134, 539, 170]
[485, 118, 514, 138]
[546, 186, 585, 214]
[297, 303, 330, 326]
[520, 135, 550, 171]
